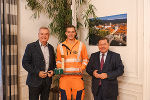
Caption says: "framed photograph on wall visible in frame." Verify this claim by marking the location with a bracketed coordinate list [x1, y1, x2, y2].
[89, 14, 127, 46]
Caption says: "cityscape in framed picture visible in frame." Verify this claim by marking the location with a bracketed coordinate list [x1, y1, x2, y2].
[89, 13, 127, 46]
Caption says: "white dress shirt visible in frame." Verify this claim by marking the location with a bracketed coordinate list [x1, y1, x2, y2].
[100, 52, 108, 63]
[39, 41, 49, 72]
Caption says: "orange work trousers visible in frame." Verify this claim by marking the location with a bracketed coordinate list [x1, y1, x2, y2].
[59, 76, 85, 100]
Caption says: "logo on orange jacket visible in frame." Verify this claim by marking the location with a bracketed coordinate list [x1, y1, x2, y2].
[72, 51, 78, 54]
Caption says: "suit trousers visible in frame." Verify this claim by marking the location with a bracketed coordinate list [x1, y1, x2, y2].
[28, 78, 51, 100]
[94, 86, 117, 100]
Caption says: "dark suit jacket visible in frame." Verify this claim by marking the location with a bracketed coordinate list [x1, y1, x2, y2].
[86, 50, 124, 98]
[22, 40, 56, 87]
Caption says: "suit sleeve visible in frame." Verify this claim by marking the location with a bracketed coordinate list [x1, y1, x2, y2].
[22, 44, 40, 75]
[107, 54, 124, 79]
[86, 54, 96, 76]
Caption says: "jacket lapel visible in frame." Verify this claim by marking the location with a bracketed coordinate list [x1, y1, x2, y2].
[96, 51, 101, 70]
[103, 50, 111, 70]
[35, 40, 44, 59]
[48, 44, 52, 66]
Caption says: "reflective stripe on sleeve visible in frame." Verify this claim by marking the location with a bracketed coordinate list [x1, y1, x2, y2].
[82, 59, 88, 62]
[60, 43, 64, 55]
[77, 42, 82, 61]
[82, 62, 88, 66]
[65, 58, 82, 63]
[64, 68, 80, 71]
[56, 61, 62, 64]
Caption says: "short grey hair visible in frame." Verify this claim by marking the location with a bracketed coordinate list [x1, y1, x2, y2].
[39, 26, 50, 33]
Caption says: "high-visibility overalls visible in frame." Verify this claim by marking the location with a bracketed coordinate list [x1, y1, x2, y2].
[56, 39, 88, 100]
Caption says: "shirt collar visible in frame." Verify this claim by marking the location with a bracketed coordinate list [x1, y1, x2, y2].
[100, 51, 108, 56]
[39, 41, 48, 47]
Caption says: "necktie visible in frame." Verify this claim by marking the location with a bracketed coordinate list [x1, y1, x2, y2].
[100, 54, 104, 70]
[99, 54, 104, 86]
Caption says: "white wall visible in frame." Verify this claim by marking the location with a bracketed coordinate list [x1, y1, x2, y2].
[143, 0, 150, 100]
[81, 0, 144, 100]
[18, 0, 58, 100]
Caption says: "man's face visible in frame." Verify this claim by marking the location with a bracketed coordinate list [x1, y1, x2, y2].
[65, 27, 76, 40]
[98, 39, 109, 53]
[38, 29, 49, 43]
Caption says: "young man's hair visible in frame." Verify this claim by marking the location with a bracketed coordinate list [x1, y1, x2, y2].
[65, 25, 76, 32]
[39, 26, 50, 33]
[98, 37, 109, 43]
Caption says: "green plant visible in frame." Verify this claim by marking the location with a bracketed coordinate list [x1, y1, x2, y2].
[26, 0, 96, 42]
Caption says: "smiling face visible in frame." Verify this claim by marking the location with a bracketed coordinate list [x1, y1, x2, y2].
[38, 28, 49, 45]
[65, 27, 76, 41]
[98, 39, 109, 53]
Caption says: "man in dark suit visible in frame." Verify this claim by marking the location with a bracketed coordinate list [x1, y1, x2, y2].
[22, 27, 56, 100]
[86, 37, 124, 100]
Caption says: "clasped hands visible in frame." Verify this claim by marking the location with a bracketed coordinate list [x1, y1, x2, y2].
[39, 70, 54, 78]
[93, 70, 107, 79]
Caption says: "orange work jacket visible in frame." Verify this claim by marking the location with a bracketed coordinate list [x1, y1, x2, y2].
[56, 39, 88, 74]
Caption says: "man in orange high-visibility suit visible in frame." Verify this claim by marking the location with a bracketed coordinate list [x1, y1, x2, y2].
[56, 25, 88, 100]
